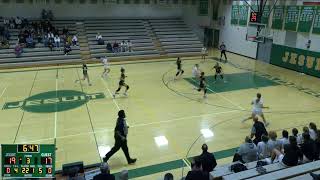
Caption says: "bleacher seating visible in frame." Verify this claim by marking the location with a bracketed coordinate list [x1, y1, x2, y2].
[0, 20, 81, 67]
[148, 18, 203, 56]
[84, 19, 160, 60]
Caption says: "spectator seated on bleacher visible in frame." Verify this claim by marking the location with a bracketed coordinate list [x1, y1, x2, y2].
[36, 30, 42, 44]
[54, 35, 61, 48]
[96, 33, 104, 45]
[257, 134, 270, 159]
[270, 136, 303, 167]
[106, 42, 113, 53]
[62, 26, 69, 35]
[2, 27, 10, 40]
[48, 37, 54, 51]
[267, 131, 281, 151]
[120, 40, 125, 52]
[309, 122, 318, 140]
[14, 43, 23, 57]
[43, 34, 49, 47]
[185, 157, 209, 180]
[279, 130, 289, 148]
[292, 128, 303, 145]
[9, 18, 15, 29]
[0, 39, 9, 49]
[301, 132, 317, 163]
[64, 42, 72, 55]
[3, 18, 10, 27]
[15, 17, 22, 29]
[26, 35, 35, 48]
[163, 173, 173, 180]
[127, 40, 133, 52]
[72, 35, 78, 46]
[93, 162, 115, 180]
[235, 136, 258, 163]
[113, 41, 119, 53]
[199, 144, 217, 173]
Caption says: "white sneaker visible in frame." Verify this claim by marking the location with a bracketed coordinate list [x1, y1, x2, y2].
[112, 94, 116, 98]
[203, 94, 207, 98]
[123, 92, 128, 96]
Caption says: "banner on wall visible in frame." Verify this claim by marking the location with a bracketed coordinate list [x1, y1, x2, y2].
[284, 6, 300, 31]
[231, 5, 239, 25]
[313, 6, 320, 34]
[239, 5, 248, 26]
[199, 0, 209, 16]
[270, 44, 320, 78]
[272, 6, 284, 29]
[298, 6, 314, 33]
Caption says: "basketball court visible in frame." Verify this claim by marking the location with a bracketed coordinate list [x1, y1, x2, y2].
[0, 49, 320, 178]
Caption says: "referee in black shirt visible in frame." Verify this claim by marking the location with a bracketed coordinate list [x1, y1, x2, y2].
[103, 110, 137, 164]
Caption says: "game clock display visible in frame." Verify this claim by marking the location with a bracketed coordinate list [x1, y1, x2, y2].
[1, 144, 55, 178]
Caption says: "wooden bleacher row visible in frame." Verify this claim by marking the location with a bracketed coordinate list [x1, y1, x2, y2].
[84, 19, 160, 59]
[148, 19, 203, 56]
[210, 159, 320, 180]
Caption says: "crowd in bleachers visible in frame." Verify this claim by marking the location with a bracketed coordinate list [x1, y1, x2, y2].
[0, 12, 77, 58]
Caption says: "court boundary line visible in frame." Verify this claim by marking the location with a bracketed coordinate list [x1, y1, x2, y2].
[0, 86, 7, 100]
[54, 69, 58, 145]
[13, 71, 38, 144]
[76, 68, 102, 163]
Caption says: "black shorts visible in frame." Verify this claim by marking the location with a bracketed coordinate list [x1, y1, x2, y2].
[215, 71, 221, 74]
[221, 50, 226, 54]
[199, 84, 205, 89]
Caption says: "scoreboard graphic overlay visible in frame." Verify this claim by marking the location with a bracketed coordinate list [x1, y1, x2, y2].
[1, 144, 55, 178]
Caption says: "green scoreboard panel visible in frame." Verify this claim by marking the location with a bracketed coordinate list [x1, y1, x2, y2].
[1, 144, 55, 178]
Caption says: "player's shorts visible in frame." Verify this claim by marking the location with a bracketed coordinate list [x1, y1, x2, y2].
[104, 65, 110, 70]
[215, 71, 222, 75]
[252, 109, 263, 115]
[199, 84, 205, 89]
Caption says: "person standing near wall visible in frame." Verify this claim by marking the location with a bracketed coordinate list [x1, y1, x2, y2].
[219, 42, 227, 63]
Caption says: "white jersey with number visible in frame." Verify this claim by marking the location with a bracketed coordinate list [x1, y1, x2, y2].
[102, 57, 109, 69]
[252, 98, 263, 115]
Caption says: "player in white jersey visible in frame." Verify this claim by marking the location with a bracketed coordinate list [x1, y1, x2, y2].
[242, 93, 269, 126]
[192, 64, 201, 79]
[201, 47, 207, 61]
[101, 56, 110, 78]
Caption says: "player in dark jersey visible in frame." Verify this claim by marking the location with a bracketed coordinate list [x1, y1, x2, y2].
[197, 72, 207, 98]
[175, 57, 184, 79]
[113, 67, 129, 98]
[75, 63, 92, 86]
[212, 62, 226, 83]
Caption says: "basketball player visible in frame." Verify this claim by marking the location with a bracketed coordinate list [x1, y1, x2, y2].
[113, 67, 129, 98]
[219, 42, 227, 63]
[201, 47, 207, 61]
[75, 63, 92, 86]
[212, 62, 226, 83]
[197, 72, 207, 98]
[175, 57, 184, 79]
[192, 64, 201, 80]
[101, 56, 110, 78]
[242, 93, 269, 126]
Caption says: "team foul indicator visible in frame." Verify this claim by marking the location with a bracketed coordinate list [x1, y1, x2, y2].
[1, 144, 55, 178]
